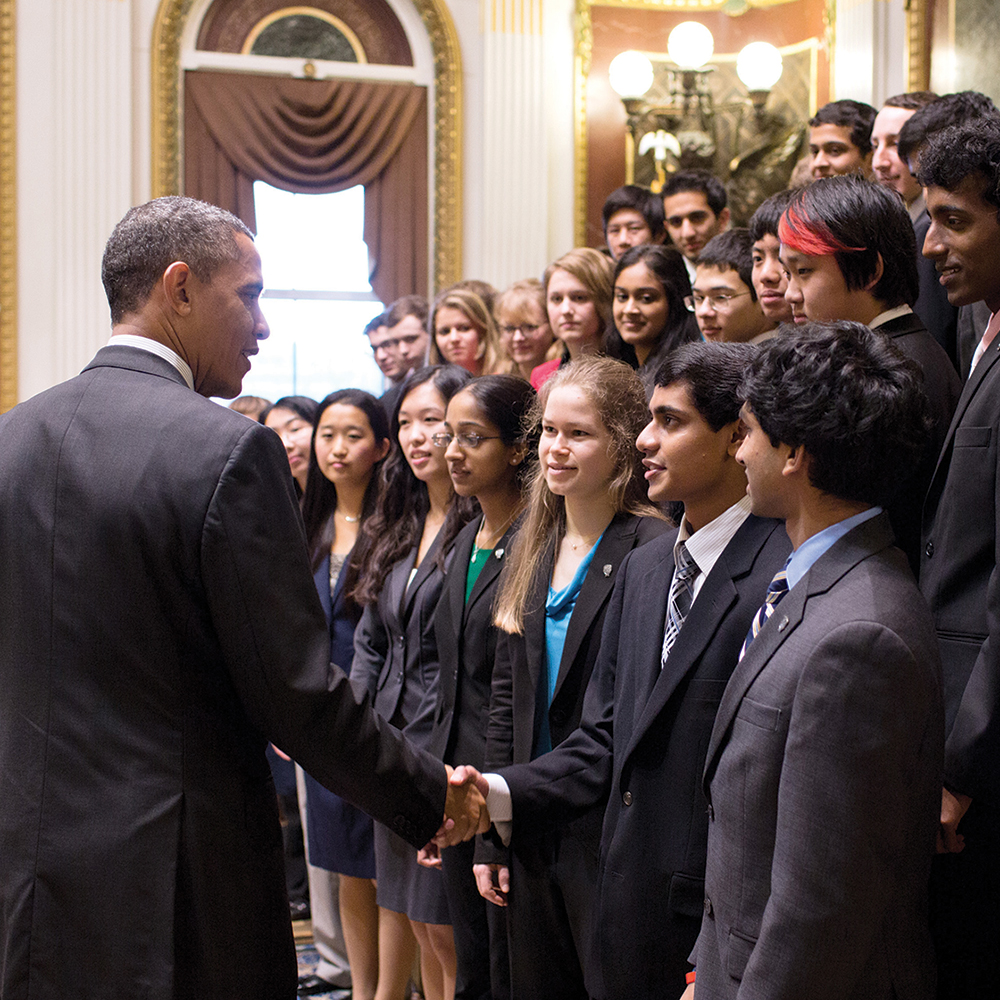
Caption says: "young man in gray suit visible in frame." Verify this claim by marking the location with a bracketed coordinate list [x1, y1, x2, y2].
[0, 197, 485, 1000]
[686, 321, 944, 1000]
[918, 116, 1000, 999]
[465, 342, 790, 999]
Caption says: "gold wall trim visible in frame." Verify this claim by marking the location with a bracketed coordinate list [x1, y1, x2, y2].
[0, 0, 15, 412]
[152, 0, 462, 291]
[905, 0, 929, 92]
[242, 7, 368, 62]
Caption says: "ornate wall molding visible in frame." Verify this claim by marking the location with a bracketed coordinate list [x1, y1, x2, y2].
[904, 0, 929, 92]
[0, 0, 15, 412]
[152, 0, 462, 291]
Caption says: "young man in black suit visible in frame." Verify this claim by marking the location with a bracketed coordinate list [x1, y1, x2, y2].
[918, 116, 1000, 999]
[776, 174, 961, 572]
[464, 342, 790, 1000]
[687, 321, 943, 1000]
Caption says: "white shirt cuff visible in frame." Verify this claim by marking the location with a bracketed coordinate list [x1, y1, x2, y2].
[485, 773, 512, 846]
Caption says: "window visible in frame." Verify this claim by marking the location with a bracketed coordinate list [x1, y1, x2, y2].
[238, 182, 385, 403]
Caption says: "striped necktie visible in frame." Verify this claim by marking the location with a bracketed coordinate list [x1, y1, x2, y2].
[739, 569, 789, 661]
[661, 542, 699, 668]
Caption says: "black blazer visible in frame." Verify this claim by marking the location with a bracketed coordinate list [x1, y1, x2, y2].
[352, 529, 449, 742]
[420, 517, 518, 766]
[484, 512, 670, 776]
[874, 310, 961, 574]
[0, 347, 446, 1000]
[498, 514, 790, 1000]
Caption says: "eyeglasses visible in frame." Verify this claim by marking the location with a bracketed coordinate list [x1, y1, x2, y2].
[684, 292, 751, 312]
[499, 323, 544, 336]
[431, 431, 501, 449]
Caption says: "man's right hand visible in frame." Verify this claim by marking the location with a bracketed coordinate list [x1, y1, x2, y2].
[433, 764, 490, 847]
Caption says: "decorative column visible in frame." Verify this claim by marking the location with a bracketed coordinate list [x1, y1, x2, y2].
[476, 0, 552, 288]
[832, 0, 907, 107]
[17, 0, 133, 401]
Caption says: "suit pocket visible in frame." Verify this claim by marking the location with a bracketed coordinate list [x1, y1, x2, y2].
[668, 871, 705, 919]
[735, 697, 781, 732]
[726, 928, 757, 982]
[954, 425, 991, 448]
[685, 678, 728, 703]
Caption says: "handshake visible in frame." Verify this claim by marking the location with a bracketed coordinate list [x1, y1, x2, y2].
[425, 765, 493, 860]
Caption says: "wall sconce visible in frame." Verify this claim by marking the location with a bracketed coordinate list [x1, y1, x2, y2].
[736, 41, 783, 111]
[608, 24, 786, 187]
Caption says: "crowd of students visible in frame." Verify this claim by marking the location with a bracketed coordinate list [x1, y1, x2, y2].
[222, 89, 1000, 1000]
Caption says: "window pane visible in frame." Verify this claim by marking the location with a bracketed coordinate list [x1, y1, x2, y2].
[242, 297, 384, 403]
[253, 182, 373, 292]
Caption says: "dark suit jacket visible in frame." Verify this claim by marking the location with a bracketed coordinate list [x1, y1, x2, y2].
[495, 514, 789, 1000]
[913, 207, 960, 371]
[873, 310, 961, 574]
[0, 347, 445, 1000]
[421, 517, 517, 766]
[921, 338, 1000, 798]
[351, 529, 448, 744]
[484, 513, 670, 777]
[694, 514, 943, 1000]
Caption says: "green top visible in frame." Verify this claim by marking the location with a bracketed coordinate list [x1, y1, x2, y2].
[465, 544, 492, 603]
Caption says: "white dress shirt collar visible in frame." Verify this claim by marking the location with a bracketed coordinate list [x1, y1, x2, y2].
[675, 494, 753, 602]
[107, 334, 195, 391]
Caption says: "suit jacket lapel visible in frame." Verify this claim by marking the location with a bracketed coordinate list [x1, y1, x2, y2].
[391, 546, 418, 623]
[930, 338, 1000, 491]
[313, 555, 333, 625]
[446, 524, 476, 640]
[703, 514, 894, 780]
[625, 518, 769, 762]
[463, 524, 515, 627]
[554, 515, 639, 701]
[402, 529, 443, 618]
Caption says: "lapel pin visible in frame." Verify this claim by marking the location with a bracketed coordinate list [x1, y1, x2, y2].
[777, 616, 789, 632]
[603, 563, 612, 577]
[495, 548, 504, 559]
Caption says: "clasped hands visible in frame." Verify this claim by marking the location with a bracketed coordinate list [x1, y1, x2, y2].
[423, 764, 493, 863]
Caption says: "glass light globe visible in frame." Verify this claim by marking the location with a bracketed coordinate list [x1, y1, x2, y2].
[736, 42, 783, 91]
[667, 21, 714, 71]
[608, 50, 654, 99]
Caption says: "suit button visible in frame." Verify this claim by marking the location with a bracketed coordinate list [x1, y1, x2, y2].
[707, 803, 714, 821]
[925, 540, 934, 558]
[704, 896, 713, 917]
[622, 790, 633, 806]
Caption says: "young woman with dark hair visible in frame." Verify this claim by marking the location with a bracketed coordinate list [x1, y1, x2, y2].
[477, 357, 669, 1000]
[351, 365, 476, 1000]
[260, 395, 318, 497]
[296, 389, 391, 1000]
[415, 374, 536, 1000]
[609, 244, 699, 397]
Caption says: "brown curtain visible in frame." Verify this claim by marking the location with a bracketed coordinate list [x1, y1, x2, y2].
[184, 70, 428, 301]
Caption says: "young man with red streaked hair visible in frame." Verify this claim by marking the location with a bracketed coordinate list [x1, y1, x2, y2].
[777, 175, 960, 574]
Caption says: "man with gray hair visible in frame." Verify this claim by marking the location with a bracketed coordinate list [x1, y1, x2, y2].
[0, 196, 485, 999]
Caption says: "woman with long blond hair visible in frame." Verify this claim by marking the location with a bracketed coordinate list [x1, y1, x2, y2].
[475, 356, 668, 1000]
